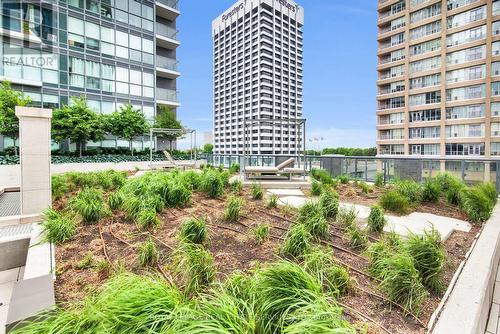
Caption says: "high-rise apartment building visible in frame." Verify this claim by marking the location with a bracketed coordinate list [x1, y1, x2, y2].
[212, 0, 304, 155]
[377, 0, 500, 158]
[0, 0, 180, 151]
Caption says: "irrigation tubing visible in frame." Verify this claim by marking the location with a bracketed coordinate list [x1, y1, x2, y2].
[338, 301, 393, 334]
[356, 286, 427, 328]
[98, 223, 115, 270]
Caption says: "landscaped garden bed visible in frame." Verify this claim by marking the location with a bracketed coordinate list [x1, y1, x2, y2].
[10, 167, 498, 334]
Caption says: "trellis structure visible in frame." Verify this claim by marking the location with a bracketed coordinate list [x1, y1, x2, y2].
[241, 118, 307, 177]
[149, 127, 197, 163]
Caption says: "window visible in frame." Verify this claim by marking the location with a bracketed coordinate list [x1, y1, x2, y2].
[446, 25, 486, 47]
[410, 56, 441, 73]
[411, 39, 441, 56]
[446, 105, 484, 119]
[411, 3, 441, 24]
[411, 21, 441, 40]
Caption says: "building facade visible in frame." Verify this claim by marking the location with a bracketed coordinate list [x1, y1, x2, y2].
[212, 0, 304, 155]
[0, 0, 180, 151]
[377, 0, 500, 158]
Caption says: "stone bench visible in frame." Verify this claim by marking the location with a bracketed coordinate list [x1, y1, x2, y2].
[0, 224, 55, 332]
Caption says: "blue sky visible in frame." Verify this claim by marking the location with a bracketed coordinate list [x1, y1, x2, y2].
[176, 0, 378, 149]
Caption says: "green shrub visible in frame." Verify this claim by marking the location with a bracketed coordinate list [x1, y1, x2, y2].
[251, 182, 263, 200]
[476, 182, 498, 204]
[338, 174, 349, 184]
[405, 229, 446, 293]
[281, 299, 355, 333]
[435, 173, 465, 205]
[255, 260, 323, 333]
[311, 168, 334, 185]
[297, 201, 321, 224]
[179, 170, 201, 190]
[51, 175, 69, 200]
[70, 187, 109, 224]
[394, 179, 423, 203]
[229, 163, 240, 174]
[302, 248, 352, 297]
[122, 195, 144, 220]
[108, 192, 124, 211]
[358, 181, 372, 194]
[380, 190, 411, 215]
[166, 181, 191, 207]
[319, 190, 339, 219]
[375, 253, 429, 315]
[336, 206, 357, 228]
[461, 186, 495, 224]
[231, 179, 243, 194]
[422, 179, 441, 203]
[137, 209, 161, 229]
[200, 170, 224, 198]
[254, 224, 270, 245]
[41, 209, 77, 245]
[346, 225, 368, 250]
[281, 224, 312, 258]
[375, 172, 384, 187]
[367, 205, 387, 233]
[266, 194, 279, 208]
[137, 237, 160, 267]
[76, 252, 94, 270]
[172, 242, 215, 295]
[179, 217, 207, 244]
[9, 273, 184, 334]
[224, 196, 244, 222]
[302, 212, 329, 240]
[311, 181, 323, 196]
[145, 194, 165, 213]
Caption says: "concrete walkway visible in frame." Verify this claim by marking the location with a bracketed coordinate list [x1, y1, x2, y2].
[269, 189, 472, 241]
[0, 267, 24, 334]
[486, 265, 500, 334]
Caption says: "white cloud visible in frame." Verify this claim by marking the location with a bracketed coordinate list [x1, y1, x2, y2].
[306, 127, 376, 149]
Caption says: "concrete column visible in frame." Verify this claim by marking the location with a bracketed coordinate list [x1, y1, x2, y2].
[15, 107, 52, 215]
[484, 162, 491, 183]
[440, 160, 446, 173]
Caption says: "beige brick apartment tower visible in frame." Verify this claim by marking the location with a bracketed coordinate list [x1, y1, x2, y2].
[377, 0, 500, 158]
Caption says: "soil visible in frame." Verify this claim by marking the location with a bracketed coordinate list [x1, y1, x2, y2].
[53, 186, 480, 334]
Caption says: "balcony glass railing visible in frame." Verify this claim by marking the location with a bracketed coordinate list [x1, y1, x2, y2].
[156, 0, 179, 10]
[156, 23, 179, 40]
[156, 56, 179, 72]
[157, 88, 179, 102]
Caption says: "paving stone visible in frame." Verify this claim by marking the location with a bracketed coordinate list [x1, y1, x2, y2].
[340, 203, 371, 219]
[494, 283, 500, 304]
[0, 305, 7, 334]
[278, 196, 311, 208]
[0, 282, 14, 306]
[0, 269, 19, 285]
[267, 189, 304, 196]
[486, 303, 500, 333]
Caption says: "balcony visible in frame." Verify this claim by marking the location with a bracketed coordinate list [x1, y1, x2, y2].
[156, 0, 180, 20]
[156, 56, 180, 79]
[156, 23, 180, 49]
[157, 88, 180, 107]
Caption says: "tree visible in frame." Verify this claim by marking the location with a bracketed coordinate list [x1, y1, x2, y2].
[202, 143, 213, 154]
[154, 105, 183, 151]
[109, 104, 150, 156]
[0, 81, 31, 155]
[52, 97, 106, 157]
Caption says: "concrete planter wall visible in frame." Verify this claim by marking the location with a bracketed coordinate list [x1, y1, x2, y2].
[431, 204, 500, 334]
